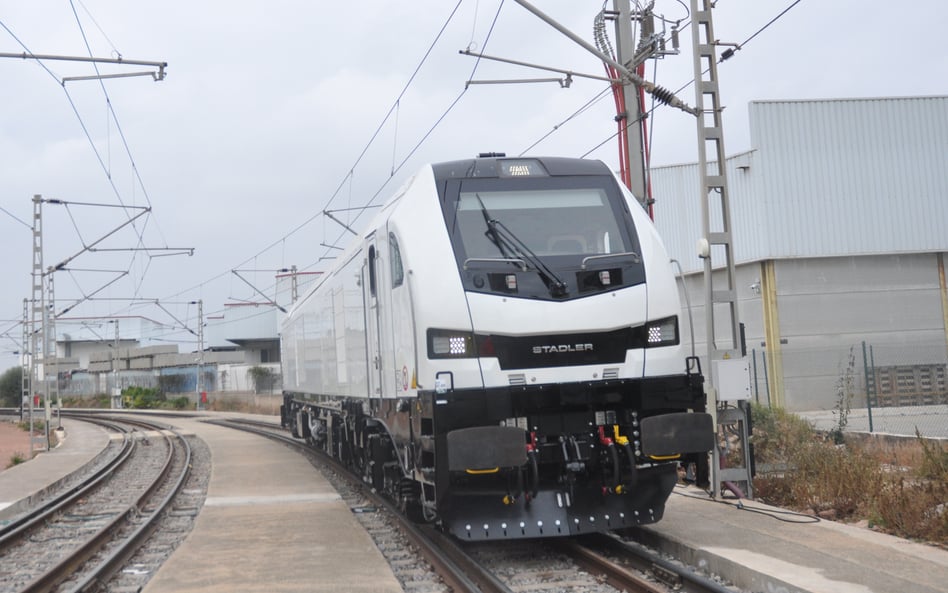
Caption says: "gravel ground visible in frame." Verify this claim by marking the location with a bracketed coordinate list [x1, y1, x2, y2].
[0, 419, 34, 469]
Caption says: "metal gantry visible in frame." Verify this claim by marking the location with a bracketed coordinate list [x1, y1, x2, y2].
[690, 0, 752, 499]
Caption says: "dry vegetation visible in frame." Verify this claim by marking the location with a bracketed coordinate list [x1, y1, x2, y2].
[751, 404, 948, 547]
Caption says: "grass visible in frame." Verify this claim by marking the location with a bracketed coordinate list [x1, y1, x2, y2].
[6, 451, 28, 469]
[16, 419, 46, 435]
[751, 404, 948, 547]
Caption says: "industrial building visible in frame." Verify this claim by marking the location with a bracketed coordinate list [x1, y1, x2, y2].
[651, 96, 948, 412]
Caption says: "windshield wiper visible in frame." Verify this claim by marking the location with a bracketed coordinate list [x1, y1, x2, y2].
[476, 194, 514, 261]
[475, 194, 569, 297]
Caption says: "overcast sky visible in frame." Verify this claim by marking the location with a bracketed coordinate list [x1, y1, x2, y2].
[1, 0, 946, 371]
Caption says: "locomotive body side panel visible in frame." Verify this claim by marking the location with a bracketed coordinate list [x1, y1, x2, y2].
[282, 249, 369, 399]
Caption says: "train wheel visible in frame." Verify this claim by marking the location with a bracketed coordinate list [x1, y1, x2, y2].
[365, 433, 387, 492]
[398, 477, 425, 522]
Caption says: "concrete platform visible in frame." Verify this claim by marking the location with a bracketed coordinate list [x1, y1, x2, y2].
[630, 484, 948, 593]
[0, 417, 111, 520]
[142, 416, 403, 593]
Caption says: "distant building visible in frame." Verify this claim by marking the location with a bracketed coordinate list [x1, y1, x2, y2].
[651, 96, 948, 412]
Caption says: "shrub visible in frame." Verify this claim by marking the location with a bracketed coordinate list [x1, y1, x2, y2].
[750, 403, 814, 462]
[751, 406, 948, 544]
[123, 386, 165, 409]
[6, 451, 27, 468]
[247, 366, 275, 394]
[17, 419, 46, 434]
[0, 366, 23, 407]
[170, 396, 192, 410]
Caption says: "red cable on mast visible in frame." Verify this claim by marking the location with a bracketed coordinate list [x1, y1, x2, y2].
[605, 64, 632, 190]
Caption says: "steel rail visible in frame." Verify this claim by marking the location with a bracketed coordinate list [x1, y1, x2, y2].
[552, 538, 671, 593]
[572, 532, 736, 593]
[13, 416, 188, 593]
[0, 418, 134, 546]
[65, 428, 192, 593]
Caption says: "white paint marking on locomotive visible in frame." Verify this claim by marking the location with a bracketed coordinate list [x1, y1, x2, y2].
[435, 399, 447, 405]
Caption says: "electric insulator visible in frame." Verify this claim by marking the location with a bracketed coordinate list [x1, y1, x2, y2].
[651, 85, 676, 106]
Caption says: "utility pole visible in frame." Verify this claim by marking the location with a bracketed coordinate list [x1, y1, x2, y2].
[196, 300, 205, 410]
[690, 0, 752, 499]
[46, 268, 61, 427]
[290, 265, 299, 304]
[29, 195, 50, 451]
[21, 300, 31, 446]
[612, 0, 648, 206]
[111, 319, 121, 409]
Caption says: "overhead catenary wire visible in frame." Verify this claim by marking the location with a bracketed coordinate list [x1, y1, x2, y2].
[66, 0, 170, 303]
[160, 0, 501, 309]
[526, 0, 805, 163]
[0, 205, 32, 230]
[0, 11, 172, 333]
[10, 1, 811, 353]
[719, 0, 804, 63]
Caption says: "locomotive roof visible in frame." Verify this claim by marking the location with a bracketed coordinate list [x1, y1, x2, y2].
[431, 156, 610, 181]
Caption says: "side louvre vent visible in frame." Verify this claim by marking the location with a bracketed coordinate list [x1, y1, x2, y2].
[508, 374, 527, 386]
[603, 368, 619, 380]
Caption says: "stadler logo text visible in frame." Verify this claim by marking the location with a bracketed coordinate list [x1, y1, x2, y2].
[532, 344, 593, 354]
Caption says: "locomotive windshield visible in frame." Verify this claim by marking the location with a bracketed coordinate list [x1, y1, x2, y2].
[457, 188, 630, 259]
[441, 171, 645, 300]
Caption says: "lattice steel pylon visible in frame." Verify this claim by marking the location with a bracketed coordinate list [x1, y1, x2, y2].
[29, 195, 50, 450]
[21, 299, 30, 419]
[196, 299, 205, 410]
[46, 267, 61, 427]
[690, 0, 752, 499]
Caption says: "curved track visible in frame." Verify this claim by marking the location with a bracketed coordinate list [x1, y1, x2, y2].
[0, 414, 192, 593]
[215, 417, 737, 593]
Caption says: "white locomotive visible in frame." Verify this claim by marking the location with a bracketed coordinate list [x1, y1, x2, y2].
[281, 154, 712, 540]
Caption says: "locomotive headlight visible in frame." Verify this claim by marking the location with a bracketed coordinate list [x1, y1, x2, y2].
[428, 329, 476, 358]
[644, 316, 679, 347]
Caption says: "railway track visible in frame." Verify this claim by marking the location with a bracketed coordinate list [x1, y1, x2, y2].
[217, 417, 739, 593]
[0, 413, 192, 593]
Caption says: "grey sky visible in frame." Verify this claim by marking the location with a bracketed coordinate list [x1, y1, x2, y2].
[1, 1, 946, 370]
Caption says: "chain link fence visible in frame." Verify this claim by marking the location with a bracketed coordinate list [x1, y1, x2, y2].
[749, 340, 948, 439]
[42, 363, 284, 405]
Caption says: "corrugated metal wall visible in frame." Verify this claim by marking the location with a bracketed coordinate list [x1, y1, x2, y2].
[652, 96, 948, 272]
[651, 96, 948, 417]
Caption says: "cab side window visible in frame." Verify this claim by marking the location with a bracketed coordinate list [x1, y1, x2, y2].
[390, 233, 404, 288]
